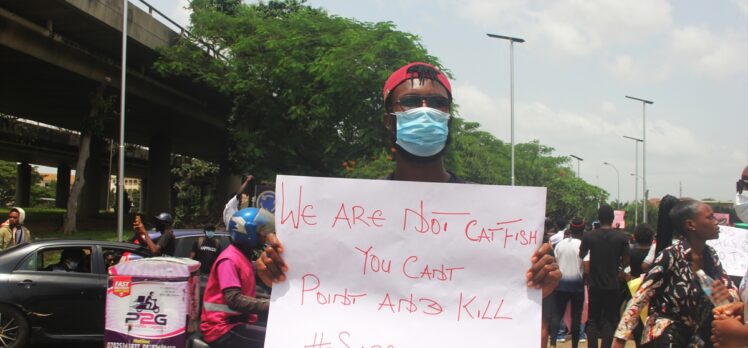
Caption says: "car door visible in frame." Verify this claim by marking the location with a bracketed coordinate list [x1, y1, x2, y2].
[8, 245, 101, 336]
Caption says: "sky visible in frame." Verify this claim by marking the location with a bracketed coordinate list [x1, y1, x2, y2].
[135, 0, 748, 203]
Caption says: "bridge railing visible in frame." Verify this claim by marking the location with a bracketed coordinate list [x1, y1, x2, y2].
[135, 0, 227, 61]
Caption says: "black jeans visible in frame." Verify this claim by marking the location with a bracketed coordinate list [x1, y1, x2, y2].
[211, 323, 266, 348]
[587, 287, 620, 348]
[555, 290, 585, 348]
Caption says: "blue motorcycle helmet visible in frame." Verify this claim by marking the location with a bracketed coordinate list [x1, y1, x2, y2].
[228, 208, 275, 249]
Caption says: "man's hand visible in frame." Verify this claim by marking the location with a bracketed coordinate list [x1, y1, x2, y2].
[256, 233, 288, 287]
[237, 175, 254, 202]
[712, 316, 748, 347]
[132, 216, 147, 239]
[527, 242, 560, 298]
[714, 302, 744, 320]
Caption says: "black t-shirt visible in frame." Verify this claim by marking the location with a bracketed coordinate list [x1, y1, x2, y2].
[156, 229, 176, 257]
[192, 237, 221, 274]
[629, 246, 650, 278]
[579, 228, 629, 290]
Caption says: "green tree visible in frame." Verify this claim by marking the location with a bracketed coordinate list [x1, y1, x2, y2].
[0, 160, 16, 206]
[444, 119, 509, 185]
[171, 158, 219, 226]
[30, 175, 56, 207]
[156, 0, 441, 178]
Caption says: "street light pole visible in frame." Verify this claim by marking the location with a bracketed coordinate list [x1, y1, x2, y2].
[630, 173, 640, 226]
[117, 0, 129, 242]
[624, 135, 643, 226]
[626, 96, 653, 223]
[570, 154, 584, 178]
[603, 162, 620, 205]
[488, 33, 525, 186]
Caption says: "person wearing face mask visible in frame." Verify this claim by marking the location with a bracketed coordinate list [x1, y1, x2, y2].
[47, 248, 85, 272]
[191, 224, 223, 275]
[252, 62, 561, 324]
[381, 62, 460, 183]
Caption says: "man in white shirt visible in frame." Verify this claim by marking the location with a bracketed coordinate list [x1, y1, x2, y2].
[554, 218, 586, 348]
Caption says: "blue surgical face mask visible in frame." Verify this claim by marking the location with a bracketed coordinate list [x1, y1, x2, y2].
[205, 231, 215, 238]
[394, 107, 450, 157]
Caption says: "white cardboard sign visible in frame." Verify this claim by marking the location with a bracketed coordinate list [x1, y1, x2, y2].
[708, 225, 748, 277]
[265, 175, 547, 347]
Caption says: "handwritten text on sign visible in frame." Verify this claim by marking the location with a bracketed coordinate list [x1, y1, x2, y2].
[264, 176, 547, 348]
[708, 226, 748, 277]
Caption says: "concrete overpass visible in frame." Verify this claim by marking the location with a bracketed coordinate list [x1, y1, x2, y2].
[0, 0, 234, 216]
[0, 118, 152, 213]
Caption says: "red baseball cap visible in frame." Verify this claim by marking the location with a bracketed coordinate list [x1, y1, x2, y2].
[382, 62, 452, 103]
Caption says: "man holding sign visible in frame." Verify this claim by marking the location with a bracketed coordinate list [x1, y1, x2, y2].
[254, 62, 560, 346]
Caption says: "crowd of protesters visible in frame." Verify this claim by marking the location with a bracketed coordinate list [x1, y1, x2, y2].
[108, 62, 746, 348]
[199, 62, 747, 348]
[540, 165, 748, 348]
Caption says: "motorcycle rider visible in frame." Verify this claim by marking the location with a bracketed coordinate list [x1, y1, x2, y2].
[133, 212, 176, 257]
[200, 208, 272, 348]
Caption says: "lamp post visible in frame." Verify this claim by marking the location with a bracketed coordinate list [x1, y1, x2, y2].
[626, 96, 653, 223]
[603, 162, 620, 206]
[623, 135, 643, 225]
[570, 154, 584, 178]
[117, 0, 129, 242]
[630, 173, 641, 226]
[487, 33, 525, 186]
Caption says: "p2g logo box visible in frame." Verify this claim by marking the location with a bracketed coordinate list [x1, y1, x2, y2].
[105, 257, 200, 348]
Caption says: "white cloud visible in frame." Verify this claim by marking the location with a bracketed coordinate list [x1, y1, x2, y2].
[455, 0, 672, 57]
[601, 101, 617, 114]
[453, 82, 740, 201]
[455, 82, 708, 160]
[669, 26, 748, 80]
[603, 55, 670, 84]
[732, 0, 748, 16]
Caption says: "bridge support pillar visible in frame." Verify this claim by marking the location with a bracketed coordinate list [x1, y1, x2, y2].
[55, 164, 71, 209]
[145, 135, 172, 217]
[79, 137, 105, 217]
[14, 162, 31, 207]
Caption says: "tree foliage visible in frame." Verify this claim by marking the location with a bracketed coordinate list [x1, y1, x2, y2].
[157, 0, 608, 223]
[0, 161, 15, 206]
[0, 161, 57, 208]
[156, 0, 441, 178]
[171, 158, 219, 226]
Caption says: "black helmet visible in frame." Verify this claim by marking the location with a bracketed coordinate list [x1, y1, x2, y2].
[153, 212, 173, 229]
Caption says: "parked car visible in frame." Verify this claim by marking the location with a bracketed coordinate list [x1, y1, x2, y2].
[0, 240, 150, 347]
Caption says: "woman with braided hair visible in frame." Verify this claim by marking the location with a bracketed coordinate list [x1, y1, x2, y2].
[613, 197, 738, 347]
